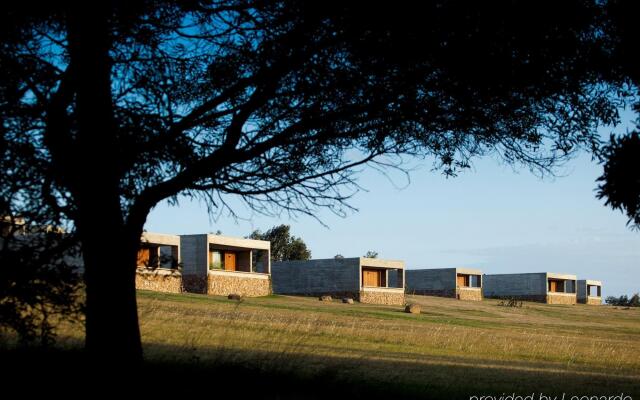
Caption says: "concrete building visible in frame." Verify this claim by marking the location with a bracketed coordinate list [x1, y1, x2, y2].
[272, 257, 405, 305]
[577, 279, 602, 305]
[405, 268, 483, 301]
[135, 232, 182, 293]
[135, 233, 271, 297]
[180, 234, 271, 297]
[483, 272, 577, 304]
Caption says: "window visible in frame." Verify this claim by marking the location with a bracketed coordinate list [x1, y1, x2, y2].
[209, 250, 223, 270]
[159, 245, 178, 269]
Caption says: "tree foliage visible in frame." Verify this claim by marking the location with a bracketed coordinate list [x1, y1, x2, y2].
[249, 224, 311, 261]
[597, 132, 640, 229]
[605, 293, 640, 307]
[363, 251, 378, 259]
[0, 225, 83, 346]
[595, 0, 640, 229]
[0, 0, 636, 357]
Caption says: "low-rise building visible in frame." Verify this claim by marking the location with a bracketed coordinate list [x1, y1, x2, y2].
[483, 272, 577, 304]
[577, 279, 602, 305]
[272, 257, 405, 305]
[405, 268, 482, 301]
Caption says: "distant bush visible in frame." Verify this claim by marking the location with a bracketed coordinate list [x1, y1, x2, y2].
[605, 293, 640, 307]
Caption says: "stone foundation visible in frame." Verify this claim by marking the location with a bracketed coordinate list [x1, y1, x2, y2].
[359, 289, 405, 305]
[457, 288, 482, 301]
[579, 296, 602, 305]
[135, 268, 182, 293]
[182, 274, 208, 294]
[207, 271, 271, 297]
[280, 291, 359, 300]
[486, 294, 576, 304]
[410, 289, 456, 298]
[484, 295, 547, 303]
[546, 293, 577, 305]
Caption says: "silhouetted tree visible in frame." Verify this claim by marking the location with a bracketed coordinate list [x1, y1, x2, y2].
[363, 251, 378, 259]
[1, 1, 634, 361]
[597, 132, 640, 229]
[0, 223, 83, 346]
[249, 225, 311, 261]
[605, 293, 640, 307]
[595, 0, 640, 229]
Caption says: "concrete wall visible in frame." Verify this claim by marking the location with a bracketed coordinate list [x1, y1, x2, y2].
[483, 273, 547, 298]
[406, 268, 457, 292]
[180, 234, 208, 276]
[272, 258, 361, 295]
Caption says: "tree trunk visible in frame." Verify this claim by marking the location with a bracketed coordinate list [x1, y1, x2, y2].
[65, 5, 145, 361]
[80, 215, 143, 362]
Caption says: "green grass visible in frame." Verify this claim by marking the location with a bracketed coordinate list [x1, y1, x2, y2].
[5, 291, 640, 399]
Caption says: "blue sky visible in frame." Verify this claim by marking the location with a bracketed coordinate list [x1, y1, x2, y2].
[145, 112, 640, 298]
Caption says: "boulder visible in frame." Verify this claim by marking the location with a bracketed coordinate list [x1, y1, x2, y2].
[404, 303, 421, 314]
[319, 295, 332, 302]
[228, 294, 242, 301]
[342, 298, 354, 304]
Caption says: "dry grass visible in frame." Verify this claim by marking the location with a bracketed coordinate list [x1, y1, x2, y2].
[50, 292, 640, 397]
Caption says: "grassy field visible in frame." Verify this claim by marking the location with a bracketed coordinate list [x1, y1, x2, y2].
[4, 291, 640, 399]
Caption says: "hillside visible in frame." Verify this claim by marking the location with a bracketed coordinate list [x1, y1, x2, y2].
[3, 291, 639, 399]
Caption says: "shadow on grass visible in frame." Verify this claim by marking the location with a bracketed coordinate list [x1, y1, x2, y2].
[2, 343, 638, 400]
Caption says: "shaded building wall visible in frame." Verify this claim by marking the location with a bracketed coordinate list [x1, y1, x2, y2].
[483, 273, 547, 299]
[272, 258, 361, 297]
[180, 235, 208, 276]
[406, 268, 457, 297]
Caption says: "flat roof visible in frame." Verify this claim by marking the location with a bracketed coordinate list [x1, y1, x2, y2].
[206, 234, 270, 250]
[547, 272, 577, 280]
[578, 279, 602, 286]
[483, 272, 577, 280]
[360, 257, 405, 270]
[407, 267, 482, 275]
[141, 232, 180, 246]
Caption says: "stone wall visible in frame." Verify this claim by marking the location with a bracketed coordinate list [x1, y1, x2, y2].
[207, 272, 271, 297]
[484, 294, 547, 303]
[457, 288, 482, 301]
[546, 293, 577, 305]
[580, 297, 602, 305]
[359, 289, 405, 305]
[135, 269, 182, 293]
